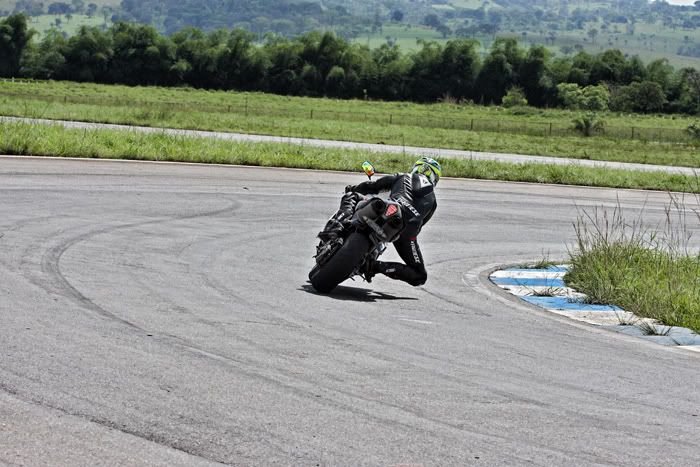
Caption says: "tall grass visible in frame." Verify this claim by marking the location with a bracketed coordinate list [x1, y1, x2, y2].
[3, 121, 700, 193]
[566, 195, 700, 333]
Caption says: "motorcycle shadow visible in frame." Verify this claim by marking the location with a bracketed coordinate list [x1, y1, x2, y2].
[300, 283, 418, 303]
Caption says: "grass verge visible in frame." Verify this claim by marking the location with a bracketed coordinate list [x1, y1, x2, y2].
[565, 200, 700, 333]
[1, 121, 700, 194]
[1, 80, 698, 168]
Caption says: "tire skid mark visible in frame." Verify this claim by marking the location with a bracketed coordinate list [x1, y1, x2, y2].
[0, 380, 238, 466]
[45, 219, 556, 463]
[200, 232, 696, 446]
[11, 194, 682, 464]
[181, 227, 644, 464]
[6, 202, 327, 463]
[40, 208, 686, 461]
[38, 202, 241, 328]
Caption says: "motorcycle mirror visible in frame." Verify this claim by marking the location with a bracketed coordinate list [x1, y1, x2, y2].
[362, 161, 376, 180]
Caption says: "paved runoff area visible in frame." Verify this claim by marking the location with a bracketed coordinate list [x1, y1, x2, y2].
[491, 266, 700, 353]
[1, 156, 699, 466]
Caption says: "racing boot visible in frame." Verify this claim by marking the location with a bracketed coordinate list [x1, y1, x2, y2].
[317, 193, 358, 241]
[317, 217, 346, 242]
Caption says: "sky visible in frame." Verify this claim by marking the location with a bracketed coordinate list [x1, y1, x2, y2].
[660, 0, 696, 5]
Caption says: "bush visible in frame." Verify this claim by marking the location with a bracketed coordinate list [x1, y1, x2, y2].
[581, 84, 610, 111]
[572, 112, 606, 137]
[557, 83, 609, 111]
[686, 121, 700, 139]
[501, 86, 528, 108]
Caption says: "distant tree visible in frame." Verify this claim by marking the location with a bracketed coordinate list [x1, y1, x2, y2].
[439, 39, 480, 100]
[0, 14, 35, 77]
[611, 81, 666, 113]
[587, 28, 598, 44]
[589, 49, 626, 84]
[620, 55, 646, 84]
[48, 2, 71, 14]
[422, 14, 441, 29]
[391, 10, 404, 22]
[325, 65, 345, 96]
[71, 0, 84, 14]
[518, 45, 553, 107]
[61, 26, 112, 81]
[13, 0, 44, 16]
[671, 68, 700, 114]
[86, 3, 97, 17]
[560, 45, 574, 55]
[108, 22, 177, 85]
[20, 28, 66, 79]
[407, 40, 444, 101]
[646, 58, 674, 92]
[476, 40, 520, 104]
[437, 24, 451, 38]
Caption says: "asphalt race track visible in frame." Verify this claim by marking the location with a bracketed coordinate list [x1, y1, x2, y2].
[1, 156, 699, 466]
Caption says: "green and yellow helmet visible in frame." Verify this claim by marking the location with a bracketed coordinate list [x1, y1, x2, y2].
[411, 157, 442, 186]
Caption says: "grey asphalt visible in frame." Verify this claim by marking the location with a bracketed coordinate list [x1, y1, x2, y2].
[1, 156, 699, 466]
[3, 116, 699, 176]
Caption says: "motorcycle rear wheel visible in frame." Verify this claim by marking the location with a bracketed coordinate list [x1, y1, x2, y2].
[308, 233, 371, 293]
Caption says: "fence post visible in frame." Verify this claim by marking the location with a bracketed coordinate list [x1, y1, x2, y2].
[389, 114, 392, 124]
[631, 127, 635, 139]
[244, 98, 248, 116]
[549, 123, 553, 136]
[310, 109, 313, 119]
[470, 119, 474, 131]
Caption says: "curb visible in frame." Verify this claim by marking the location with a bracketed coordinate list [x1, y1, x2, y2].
[490, 265, 700, 353]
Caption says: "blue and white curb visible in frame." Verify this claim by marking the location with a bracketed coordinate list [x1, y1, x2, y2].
[491, 265, 700, 353]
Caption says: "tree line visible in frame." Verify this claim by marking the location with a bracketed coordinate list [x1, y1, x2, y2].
[1, 14, 699, 115]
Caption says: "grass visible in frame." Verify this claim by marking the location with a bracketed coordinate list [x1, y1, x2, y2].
[25, 14, 109, 38]
[0, 80, 698, 168]
[2, 121, 700, 194]
[565, 198, 700, 333]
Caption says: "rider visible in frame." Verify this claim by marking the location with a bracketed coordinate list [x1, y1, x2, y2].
[318, 157, 441, 286]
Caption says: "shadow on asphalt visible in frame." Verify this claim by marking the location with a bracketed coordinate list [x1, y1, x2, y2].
[300, 283, 418, 303]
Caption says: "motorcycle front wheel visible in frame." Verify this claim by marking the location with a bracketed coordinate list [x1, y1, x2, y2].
[308, 232, 371, 293]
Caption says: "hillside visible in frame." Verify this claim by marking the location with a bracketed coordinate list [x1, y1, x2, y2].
[2, 0, 700, 68]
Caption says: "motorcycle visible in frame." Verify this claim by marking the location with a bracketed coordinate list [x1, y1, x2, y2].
[308, 162, 405, 293]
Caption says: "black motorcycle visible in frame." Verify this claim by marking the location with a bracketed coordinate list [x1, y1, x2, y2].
[309, 162, 405, 293]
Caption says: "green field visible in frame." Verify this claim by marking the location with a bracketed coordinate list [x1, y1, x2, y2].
[0, 80, 697, 170]
[25, 14, 109, 38]
[0, 0, 119, 10]
[2, 120, 699, 194]
[360, 9, 700, 70]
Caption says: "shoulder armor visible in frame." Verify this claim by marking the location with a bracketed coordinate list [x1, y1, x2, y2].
[412, 173, 434, 196]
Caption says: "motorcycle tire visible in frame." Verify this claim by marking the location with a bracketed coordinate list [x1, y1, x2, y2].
[308, 232, 371, 293]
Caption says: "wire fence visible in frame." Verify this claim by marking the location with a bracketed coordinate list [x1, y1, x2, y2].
[0, 79, 695, 144]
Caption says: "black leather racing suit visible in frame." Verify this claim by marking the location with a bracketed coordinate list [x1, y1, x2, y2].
[344, 172, 437, 286]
